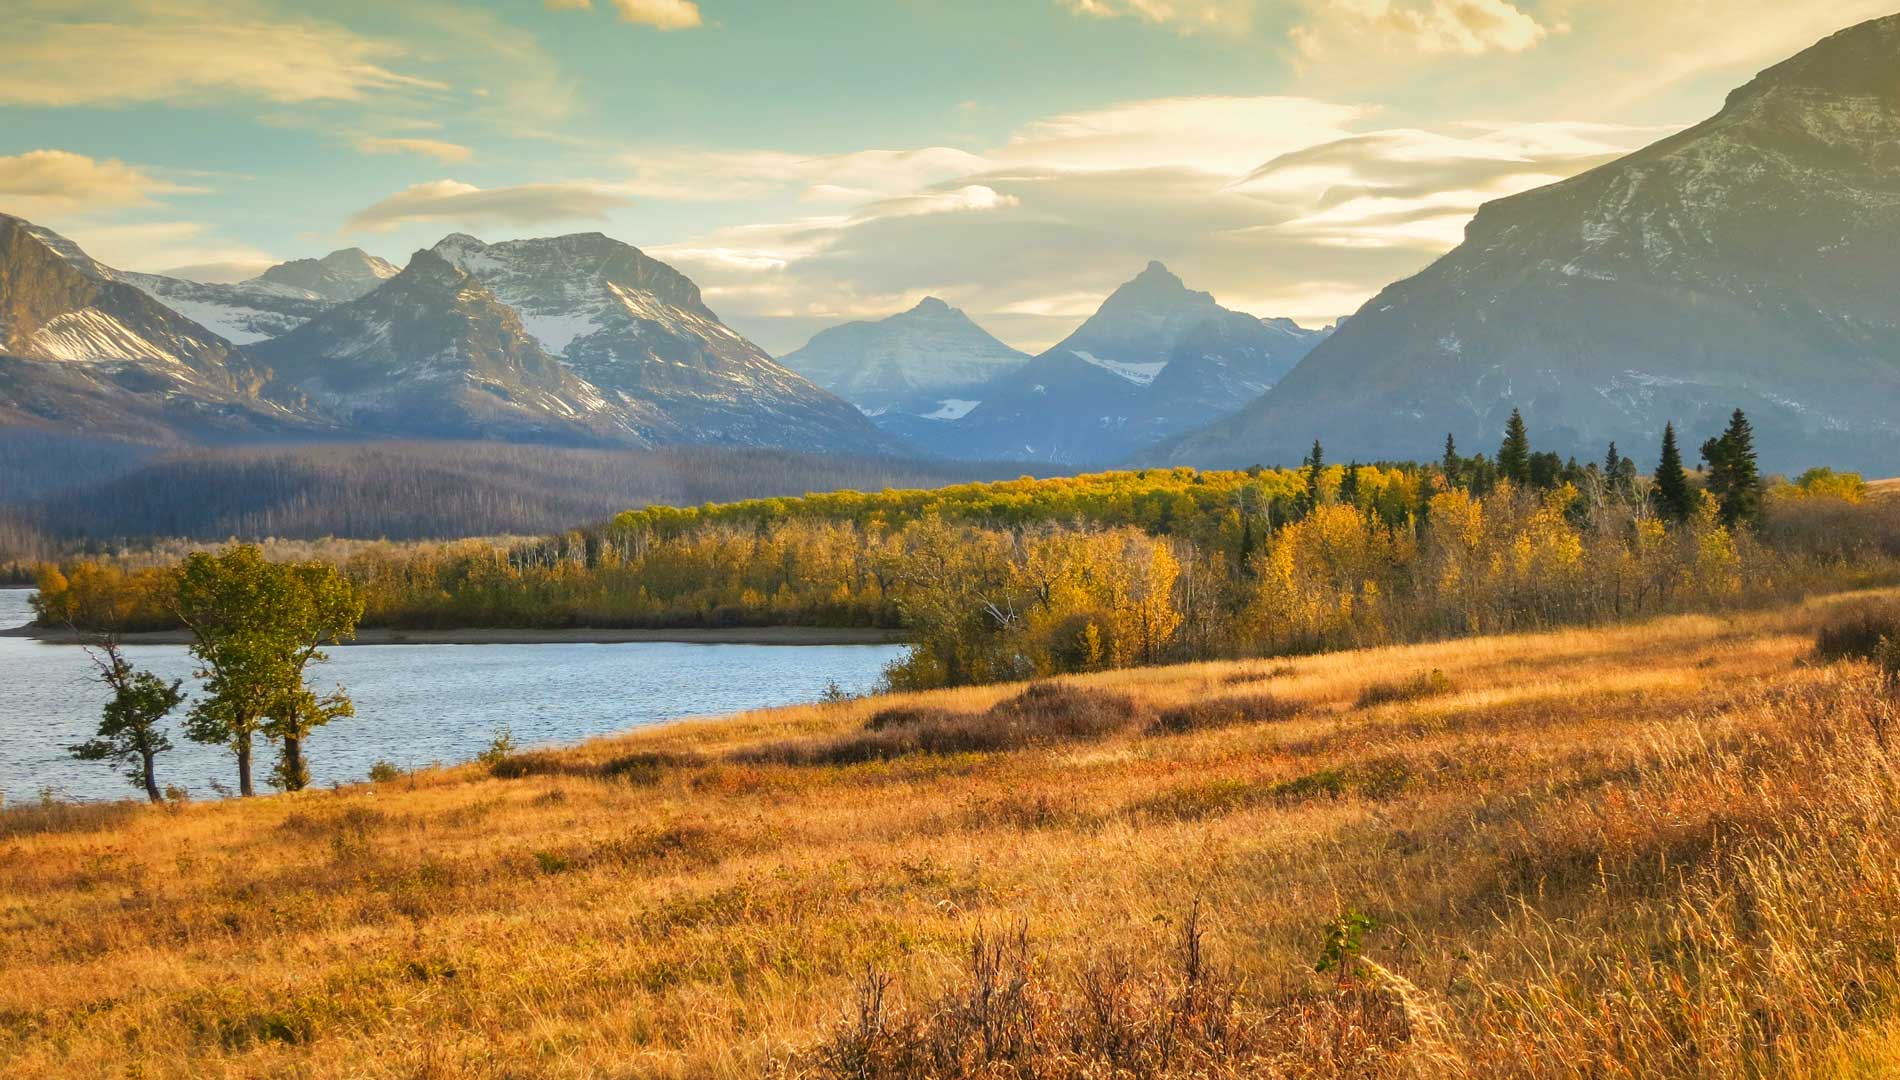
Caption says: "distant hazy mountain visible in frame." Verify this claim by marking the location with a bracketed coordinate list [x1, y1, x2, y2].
[0, 213, 301, 442]
[778, 297, 1029, 416]
[903, 262, 1328, 464]
[256, 248, 399, 301]
[1164, 14, 1900, 475]
[432, 232, 893, 455]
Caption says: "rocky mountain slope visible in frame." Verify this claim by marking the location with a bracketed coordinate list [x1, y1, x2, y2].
[903, 262, 1328, 464]
[1163, 14, 1900, 475]
[431, 232, 893, 454]
[1, 217, 896, 455]
[777, 297, 1029, 416]
[252, 249, 655, 445]
[0, 214, 303, 442]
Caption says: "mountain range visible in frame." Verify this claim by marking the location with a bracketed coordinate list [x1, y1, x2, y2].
[870, 262, 1329, 464]
[0, 217, 891, 454]
[779, 297, 1030, 417]
[1163, 13, 1900, 475]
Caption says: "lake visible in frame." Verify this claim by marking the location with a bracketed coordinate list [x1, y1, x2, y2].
[0, 589, 907, 803]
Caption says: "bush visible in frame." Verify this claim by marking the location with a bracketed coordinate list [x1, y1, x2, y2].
[1148, 693, 1299, 735]
[738, 683, 1145, 766]
[1355, 669, 1452, 708]
[1813, 600, 1900, 663]
[366, 760, 401, 783]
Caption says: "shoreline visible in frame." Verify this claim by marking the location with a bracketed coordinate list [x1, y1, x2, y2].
[1, 623, 910, 647]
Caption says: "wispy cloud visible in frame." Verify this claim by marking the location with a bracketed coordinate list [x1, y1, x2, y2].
[345, 179, 632, 233]
[0, 150, 202, 218]
[0, 1, 442, 107]
[546, 0, 704, 31]
[1292, 0, 1554, 58]
[1057, 0, 1254, 33]
[61, 221, 277, 281]
[353, 136, 474, 163]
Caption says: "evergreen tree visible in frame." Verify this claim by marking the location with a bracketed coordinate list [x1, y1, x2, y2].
[1303, 440, 1325, 510]
[1441, 434, 1461, 487]
[1528, 451, 1563, 489]
[1655, 423, 1693, 521]
[1498, 410, 1531, 485]
[1701, 409, 1762, 528]
[1603, 442, 1622, 480]
[1340, 462, 1361, 507]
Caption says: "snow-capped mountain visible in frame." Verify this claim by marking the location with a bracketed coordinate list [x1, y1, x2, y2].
[904, 262, 1329, 464]
[0, 214, 303, 442]
[252, 249, 653, 445]
[778, 297, 1029, 416]
[106, 249, 398, 346]
[1165, 13, 1900, 475]
[431, 232, 894, 455]
[256, 248, 399, 301]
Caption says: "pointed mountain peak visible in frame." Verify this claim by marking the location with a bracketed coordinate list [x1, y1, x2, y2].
[430, 232, 489, 260]
[907, 296, 955, 316]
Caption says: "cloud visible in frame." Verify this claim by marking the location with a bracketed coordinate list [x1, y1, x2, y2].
[354, 136, 474, 163]
[0, 150, 201, 218]
[546, 0, 704, 30]
[1057, 0, 1254, 32]
[996, 96, 1368, 174]
[0, 1, 443, 107]
[1292, 0, 1553, 58]
[618, 146, 995, 202]
[345, 180, 633, 233]
[60, 221, 277, 280]
[639, 99, 1665, 354]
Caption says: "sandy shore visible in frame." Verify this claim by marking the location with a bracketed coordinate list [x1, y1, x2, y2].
[1, 623, 909, 647]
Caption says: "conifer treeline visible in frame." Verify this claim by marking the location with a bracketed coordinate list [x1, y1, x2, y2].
[32, 411, 1900, 690]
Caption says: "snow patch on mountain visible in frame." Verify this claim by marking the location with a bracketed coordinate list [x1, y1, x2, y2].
[1071, 349, 1166, 386]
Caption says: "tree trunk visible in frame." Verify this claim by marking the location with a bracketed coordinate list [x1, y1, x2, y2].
[282, 735, 306, 792]
[236, 737, 254, 797]
[141, 751, 162, 804]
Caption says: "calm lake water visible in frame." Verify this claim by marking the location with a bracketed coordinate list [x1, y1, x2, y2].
[0, 589, 905, 803]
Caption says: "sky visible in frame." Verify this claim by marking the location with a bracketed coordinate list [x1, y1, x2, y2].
[1, 0, 1890, 355]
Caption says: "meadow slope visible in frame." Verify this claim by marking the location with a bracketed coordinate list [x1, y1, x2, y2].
[4, 591, 1900, 1078]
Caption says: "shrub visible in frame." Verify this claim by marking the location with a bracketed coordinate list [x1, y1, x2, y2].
[489, 748, 699, 781]
[1813, 601, 1900, 663]
[476, 726, 517, 769]
[737, 683, 1145, 766]
[1355, 669, 1452, 708]
[798, 910, 1408, 1078]
[366, 760, 401, 783]
[1148, 692, 1299, 735]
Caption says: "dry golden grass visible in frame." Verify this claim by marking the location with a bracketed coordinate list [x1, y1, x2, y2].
[6, 591, 1900, 1078]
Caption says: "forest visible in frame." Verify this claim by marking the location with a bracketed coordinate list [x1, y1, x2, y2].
[30, 412, 1900, 691]
[0, 438, 1032, 581]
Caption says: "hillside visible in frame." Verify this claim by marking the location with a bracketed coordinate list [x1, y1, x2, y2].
[11, 442, 1030, 542]
[1164, 14, 1900, 475]
[6, 593, 1899, 1076]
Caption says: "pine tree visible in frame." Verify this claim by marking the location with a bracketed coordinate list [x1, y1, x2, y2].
[1702, 409, 1762, 528]
[1498, 409, 1531, 485]
[1655, 422, 1693, 521]
[1340, 461, 1361, 507]
[1303, 440, 1325, 509]
[1603, 442, 1622, 479]
[1441, 433, 1461, 487]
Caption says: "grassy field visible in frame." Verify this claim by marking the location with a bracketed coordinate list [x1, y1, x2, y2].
[4, 592, 1900, 1078]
